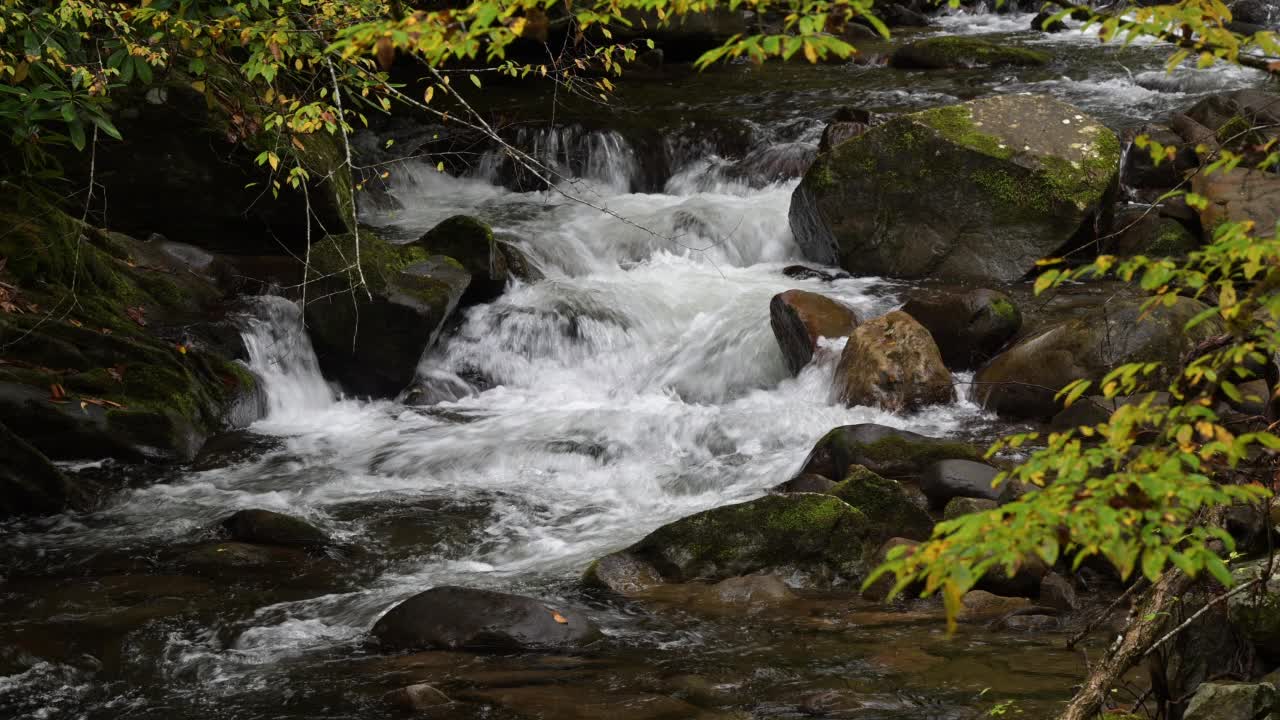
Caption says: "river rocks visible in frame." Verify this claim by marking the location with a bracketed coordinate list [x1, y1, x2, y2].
[1185, 89, 1280, 151]
[889, 37, 1050, 69]
[920, 460, 1002, 510]
[583, 552, 665, 595]
[798, 423, 982, 480]
[304, 231, 471, 397]
[0, 192, 264, 463]
[586, 494, 874, 589]
[1106, 207, 1200, 257]
[1192, 168, 1280, 238]
[829, 466, 934, 542]
[220, 509, 330, 550]
[1122, 123, 1198, 192]
[1031, 10, 1069, 32]
[901, 287, 1021, 369]
[769, 290, 859, 375]
[0, 422, 85, 519]
[1183, 682, 1279, 720]
[833, 311, 954, 412]
[958, 590, 1030, 621]
[772, 474, 838, 494]
[387, 683, 452, 711]
[178, 541, 313, 576]
[709, 575, 797, 605]
[415, 215, 512, 304]
[974, 297, 1222, 419]
[860, 537, 920, 601]
[1038, 573, 1080, 612]
[942, 497, 998, 520]
[790, 95, 1119, 283]
[1228, 559, 1280, 661]
[371, 586, 602, 652]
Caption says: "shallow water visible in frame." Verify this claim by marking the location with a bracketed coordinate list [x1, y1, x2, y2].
[0, 13, 1264, 719]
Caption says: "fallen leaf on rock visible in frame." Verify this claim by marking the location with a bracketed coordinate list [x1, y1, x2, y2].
[126, 306, 147, 326]
[69, 318, 83, 328]
[49, 384, 68, 402]
[550, 611, 569, 625]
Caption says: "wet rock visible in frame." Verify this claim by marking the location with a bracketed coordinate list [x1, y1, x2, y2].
[1185, 89, 1280, 154]
[889, 37, 1050, 69]
[772, 474, 838, 494]
[583, 552, 665, 596]
[1192, 168, 1280, 240]
[979, 555, 1050, 598]
[498, 240, 542, 283]
[833, 311, 954, 412]
[1122, 123, 1198, 191]
[304, 231, 471, 398]
[220, 509, 330, 550]
[387, 683, 452, 711]
[998, 613, 1060, 632]
[769, 289, 859, 375]
[459, 685, 702, 720]
[1105, 207, 1200, 257]
[781, 265, 848, 282]
[178, 541, 312, 575]
[920, 460, 1002, 510]
[901, 287, 1021, 370]
[1031, 10, 1068, 32]
[860, 537, 920, 601]
[829, 466, 934, 542]
[586, 494, 874, 589]
[958, 590, 1030, 621]
[1228, 559, 1280, 662]
[790, 95, 1119, 283]
[1226, 0, 1279, 26]
[797, 423, 982, 480]
[942, 496, 998, 520]
[975, 297, 1221, 419]
[0, 422, 86, 519]
[1183, 682, 1278, 720]
[710, 575, 797, 605]
[1038, 573, 1080, 613]
[415, 215, 510, 304]
[817, 108, 875, 154]
[371, 586, 602, 652]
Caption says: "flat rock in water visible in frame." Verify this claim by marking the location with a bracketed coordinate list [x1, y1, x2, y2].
[769, 289, 859, 375]
[220, 508, 330, 549]
[890, 37, 1051, 69]
[797, 423, 981, 480]
[920, 460, 1002, 510]
[371, 586, 602, 652]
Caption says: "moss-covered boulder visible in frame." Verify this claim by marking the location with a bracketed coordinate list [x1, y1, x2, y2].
[584, 494, 875, 589]
[1229, 559, 1280, 662]
[769, 289, 859, 375]
[798, 423, 982, 480]
[920, 459, 1003, 510]
[889, 37, 1050, 69]
[834, 310, 954, 412]
[0, 190, 263, 462]
[974, 297, 1222, 419]
[901, 287, 1021, 370]
[828, 465, 934, 542]
[303, 231, 471, 397]
[789, 95, 1120, 283]
[415, 215, 515, 304]
[1106, 207, 1200, 258]
[0, 422, 87, 518]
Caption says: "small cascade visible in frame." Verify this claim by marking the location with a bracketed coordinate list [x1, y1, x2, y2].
[237, 296, 334, 418]
[474, 125, 643, 193]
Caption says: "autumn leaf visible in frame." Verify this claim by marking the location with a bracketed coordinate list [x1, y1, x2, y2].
[69, 318, 83, 328]
[49, 384, 68, 402]
[375, 36, 395, 70]
[549, 610, 568, 624]
[126, 306, 147, 326]
[107, 365, 124, 382]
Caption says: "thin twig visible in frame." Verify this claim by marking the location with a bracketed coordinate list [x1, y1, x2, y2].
[1142, 578, 1260, 658]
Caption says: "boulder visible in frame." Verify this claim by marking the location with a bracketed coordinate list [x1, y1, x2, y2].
[1225, 0, 1279, 26]
[1192, 168, 1280, 238]
[220, 509, 330, 549]
[1050, 391, 1172, 430]
[772, 474, 839, 494]
[889, 37, 1050, 69]
[304, 232, 471, 397]
[797, 423, 982, 480]
[833, 311, 955, 412]
[790, 95, 1120, 283]
[769, 289, 859, 375]
[371, 586, 602, 652]
[585, 494, 874, 589]
[998, 613, 1060, 632]
[974, 297, 1222, 419]
[1031, 10, 1068, 32]
[1185, 89, 1280, 154]
[1105, 207, 1200, 257]
[582, 552, 665, 596]
[829, 465, 934, 542]
[1229, 559, 1280, 662]
[860, 537, 920, 601]
[1121, 123, 1198, 191]
[178, 542, 313, 576]
[942, 496, 998, 520]
[1038, 572, 1080, 613]
[709, 575, 797, 605]
[920, 460, 1002, 510]
[0, 422, 86, 519]
[782, 265, 849, 282]
[415, 215, 511, 304]
[1183, 682, 1278, 720]
[957, 590, 1030, 621]
[387, 683, 452, 711]
[901, 287, 1021, 369]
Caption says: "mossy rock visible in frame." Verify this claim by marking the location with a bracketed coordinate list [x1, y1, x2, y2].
[0, 190, 262, 463]
[974, 297, 1223, 419]
[416, 215, 509, 303]
[798, 423, 982, 480]
[789, 95, 1119, 283]
[828, 466, 934, 542]
[1106, 207, 1200, 258]
[901, 286, 1022, 370]
[586, 494, 874, 589]
[304, 230, 471, 397]
[889, 37, 1051, 70]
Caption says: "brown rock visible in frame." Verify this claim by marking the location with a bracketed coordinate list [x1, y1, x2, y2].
[770, 289, 859, 375]
[387, 683, 452, 711]
[834, 311, 954, 412]
[1192, 168, 1280, 240]
[958, 590, 1030, 621]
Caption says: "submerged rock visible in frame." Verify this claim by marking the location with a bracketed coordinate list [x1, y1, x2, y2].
[829, 466, 934, 542]
[957, 590, 1030, 621]
[583, 552, 665, 596]
[798, 423, 982, 480]
[220, 509, 330, 550]
[585, 494, 874, 589]
[386, 683, 452, 711]
[371, 586, 602, 652]
[304, 231, 471, 398]
[769, 289, 859, 375]
[709, 575, 797, 605]
[790, 95, 1119, 283]
[920, 459, 1002, 510]
[889, 37, 1050, 69]
[974, 297, 1221, 419]
[1031, 10, 1069, 32]
[834, 311, 954, 412]
[901, 287, 1021, 370]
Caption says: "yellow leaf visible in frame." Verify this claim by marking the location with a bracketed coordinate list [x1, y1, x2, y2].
[803, 41, 818, 64]
[12, 61, 28, 83]
[511, 17, 527, 36]
[550, 611, 568, 624]
[424, 85, 434, 104]
[268, 153, 279, 171]
[191, 80, 206, 93]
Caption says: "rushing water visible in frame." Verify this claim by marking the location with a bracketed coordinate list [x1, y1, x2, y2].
[0, 13, 1269, 719]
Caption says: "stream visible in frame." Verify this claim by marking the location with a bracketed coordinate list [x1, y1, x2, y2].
[0, 11, 1269, 720]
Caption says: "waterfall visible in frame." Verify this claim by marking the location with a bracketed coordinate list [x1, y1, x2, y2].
[474, 125, 643, 193]
[237, 296, 334, 419]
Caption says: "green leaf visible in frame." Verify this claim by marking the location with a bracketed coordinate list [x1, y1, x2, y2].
[470, 73, 482, 88]
[69, 120, 86, 151]
[88, 114, 123, 141]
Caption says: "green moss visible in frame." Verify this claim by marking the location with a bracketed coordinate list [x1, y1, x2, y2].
[916, 105, 1013, 160]
[857, 435, 982, 467]
[829, 465, 934, 541]
[989, 296, 1019, 323]
[893, 37, 1050, 69]
[973, 168, 1052, 213]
